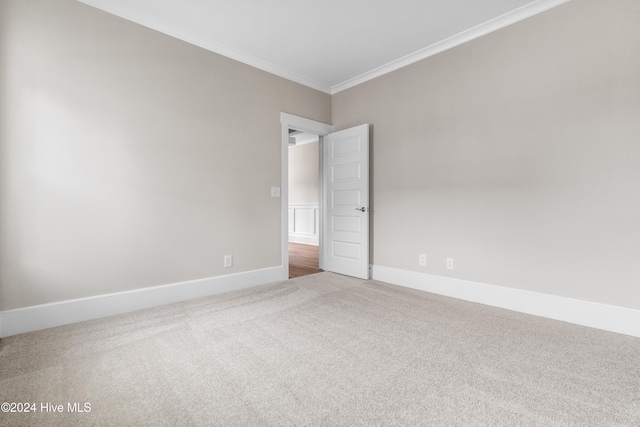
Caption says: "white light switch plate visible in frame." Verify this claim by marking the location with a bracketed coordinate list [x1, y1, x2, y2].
[271, 187, 281, 197]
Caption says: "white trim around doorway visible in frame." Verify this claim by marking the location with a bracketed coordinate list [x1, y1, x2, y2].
[280, 113, 332, 279]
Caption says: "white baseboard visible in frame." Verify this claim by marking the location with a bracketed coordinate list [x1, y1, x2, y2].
[0, 266, 286, 338]
[372, 265, 640, 338]
[288, 234, 319, 246]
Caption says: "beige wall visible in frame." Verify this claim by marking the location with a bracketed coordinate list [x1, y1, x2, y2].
[288, 141, 319, 206]
[332, 0, 640, 309]
[3, 0, 639, 314]
[0, 0, 331, 310]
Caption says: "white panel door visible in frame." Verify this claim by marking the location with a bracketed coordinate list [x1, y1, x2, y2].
[323, 124, 369, 279]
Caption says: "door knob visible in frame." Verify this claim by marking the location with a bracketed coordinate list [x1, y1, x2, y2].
[355, 207, 368, 212]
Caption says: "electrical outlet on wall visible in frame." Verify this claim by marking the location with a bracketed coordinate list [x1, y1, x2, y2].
[446, 258, 454, 270]
[224, 255, 233, 268]
[419, 254, 427, 266]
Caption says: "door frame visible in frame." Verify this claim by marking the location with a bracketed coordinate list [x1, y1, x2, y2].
[280, 113, 332, 280]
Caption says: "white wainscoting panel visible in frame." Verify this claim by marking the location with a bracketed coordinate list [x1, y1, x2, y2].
[288, 205, 319, 246]
[372, 265, 640, 338]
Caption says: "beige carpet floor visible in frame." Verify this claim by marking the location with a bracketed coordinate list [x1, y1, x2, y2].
[1, 272, 639, 426]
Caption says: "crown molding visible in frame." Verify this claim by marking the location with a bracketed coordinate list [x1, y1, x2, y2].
[78, 0, 569, 96]
[77, 0, 333, 94]
[330, 0, 571, 94]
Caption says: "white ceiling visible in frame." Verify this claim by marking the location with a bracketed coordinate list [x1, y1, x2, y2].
[78, 0, 569, 94]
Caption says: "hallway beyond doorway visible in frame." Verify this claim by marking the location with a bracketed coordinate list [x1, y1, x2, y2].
[289, 243, 322, 278]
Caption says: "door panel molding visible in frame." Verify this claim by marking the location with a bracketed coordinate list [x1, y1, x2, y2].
[323, 124, 370, 279]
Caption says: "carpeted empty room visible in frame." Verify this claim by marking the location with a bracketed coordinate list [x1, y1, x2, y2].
[1, 272, 639, 426]
[3, 0, 640, 424]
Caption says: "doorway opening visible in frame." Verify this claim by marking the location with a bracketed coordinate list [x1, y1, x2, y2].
[280, 113, 332, 281]
[281, 113, 370, 280]
[288, 130, 322, 278]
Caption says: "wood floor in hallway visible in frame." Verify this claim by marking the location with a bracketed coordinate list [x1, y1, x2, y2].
[289, 242, 322, 278]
